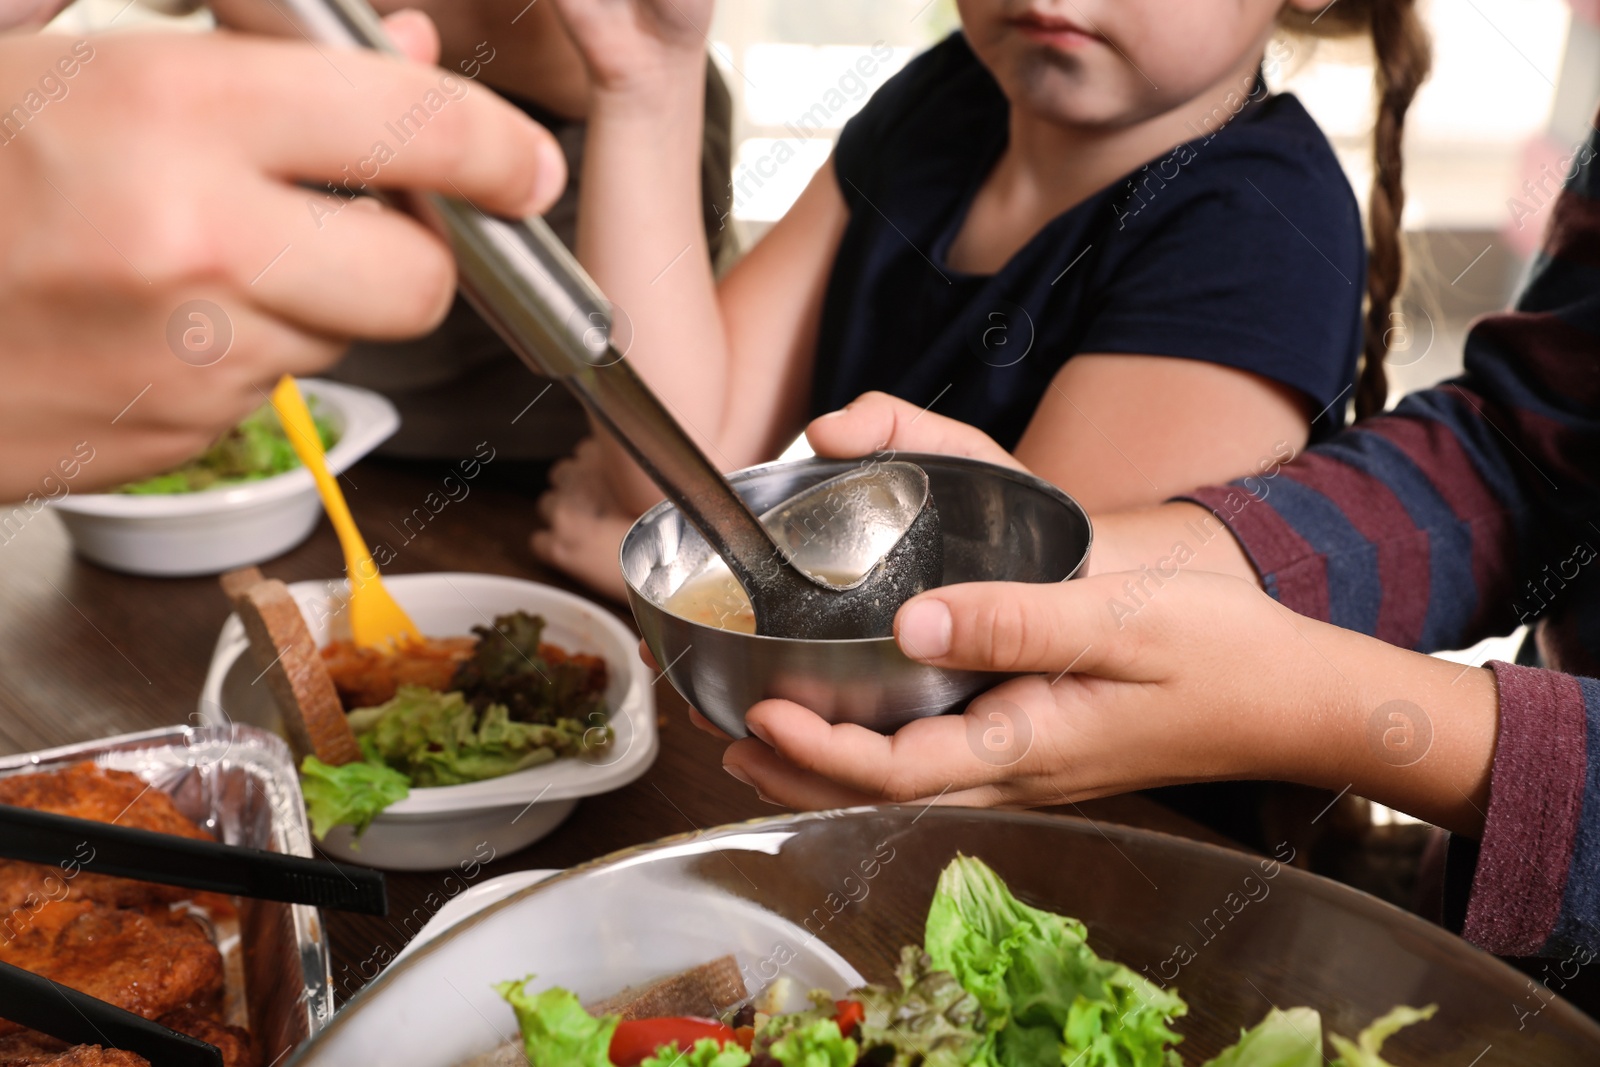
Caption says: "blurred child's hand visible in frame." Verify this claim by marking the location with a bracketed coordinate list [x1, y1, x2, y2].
[549, 0, 711, 96]
[532, 437, 638, 602]
[806, 392, 1028, 473]
[716, 568, 1497, 837]
[0, 20, 566, 496]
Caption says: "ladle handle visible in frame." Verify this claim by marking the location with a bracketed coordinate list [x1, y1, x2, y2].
[205, 0, 790, 593]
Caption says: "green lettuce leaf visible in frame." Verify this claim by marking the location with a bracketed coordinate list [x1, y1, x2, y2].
[1328, 1005, 1437, 1067]
[924, 855, 1186, 1067]
[759, 990, 838, 1043]
[1202, 1008, 1323, 1067]
[495, 978, 617, 1067]
[766, 1017, 858, 1067]
[117, 401, 337, 494]
[853, 945, 988, 1067]
[351, 685, 597, 787]
[298, 755, 409, 840]
[639, 1038, 750, 1067]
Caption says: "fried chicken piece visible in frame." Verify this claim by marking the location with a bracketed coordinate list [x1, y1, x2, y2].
[42, 1049, 148, 1067]
[0, 1036, 148, 1067]
[0, 1012, 253, 1067]
[321, 636, 478, 709]
[0, 764, 212, 921]
[157, 1012, 260, 1067]
[0, 902, 223, 1038]
[0, 1032, 69, 1066]
[0, 764, 207, 838]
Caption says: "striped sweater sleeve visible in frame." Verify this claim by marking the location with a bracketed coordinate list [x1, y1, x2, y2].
[1179, 119, 1600, 957]
[1183, 182, 1600, 657]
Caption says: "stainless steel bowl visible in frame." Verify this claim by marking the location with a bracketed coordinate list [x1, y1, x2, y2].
[621, 454, 1092, 737]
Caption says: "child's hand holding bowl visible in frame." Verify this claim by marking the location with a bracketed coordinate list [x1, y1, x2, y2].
[706, 395, 1498, 841]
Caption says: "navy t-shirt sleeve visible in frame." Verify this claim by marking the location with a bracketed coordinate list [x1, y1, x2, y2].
[1076, 141, 1365, 422]
[832, 36, 972, 212]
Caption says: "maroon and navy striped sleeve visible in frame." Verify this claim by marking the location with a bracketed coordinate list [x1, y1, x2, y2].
[1179, 121, 1600, 957]
[1457, 663, 1600, 958]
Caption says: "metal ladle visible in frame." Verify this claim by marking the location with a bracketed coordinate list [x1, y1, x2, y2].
[205, 0, 942, 639]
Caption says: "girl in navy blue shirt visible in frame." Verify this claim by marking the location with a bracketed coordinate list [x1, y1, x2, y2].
[534, 0, 1430, 598]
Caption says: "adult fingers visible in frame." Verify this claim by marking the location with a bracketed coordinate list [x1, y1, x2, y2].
[0, 0, 73, 30]
[805, 391, 1025, 470]
[381, 9, 441, 65]
[893, 574, 1156, 678]
[210, 36, 566, 217]
[229, 180, 457, 340]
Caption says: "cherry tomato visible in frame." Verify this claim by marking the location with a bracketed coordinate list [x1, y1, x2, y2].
[834, 1000, 866, 1037]
[609, 1017, 738, 1066]
[733, 1026, 755, 1051]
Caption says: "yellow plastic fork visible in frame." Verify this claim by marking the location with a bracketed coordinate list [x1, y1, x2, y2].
[270, 375, 422, 651]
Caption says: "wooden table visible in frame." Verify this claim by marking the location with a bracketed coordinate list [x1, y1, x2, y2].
[0, 457, 1237, 1000]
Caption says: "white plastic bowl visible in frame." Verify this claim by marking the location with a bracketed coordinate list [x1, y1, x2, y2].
[51, 379, 398, 577]
[199, 572, 658, 870]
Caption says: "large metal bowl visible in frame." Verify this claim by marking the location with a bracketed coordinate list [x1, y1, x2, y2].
[283, 808, 1600, 1066]
[621, 454, 1093, 737]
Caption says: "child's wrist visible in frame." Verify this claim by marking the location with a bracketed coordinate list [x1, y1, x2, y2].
[587, 53, 705, 117]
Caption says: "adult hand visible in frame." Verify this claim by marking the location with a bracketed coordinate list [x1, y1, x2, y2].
[0, 0, 71, 31]
[720, 569, 1497, 836]
[531, 436, 637, 602]
[0, 16, 566, 499]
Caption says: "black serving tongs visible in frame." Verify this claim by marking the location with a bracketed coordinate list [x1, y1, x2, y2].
[0, 804, 387, 915]
[0, 961, 224, 1067]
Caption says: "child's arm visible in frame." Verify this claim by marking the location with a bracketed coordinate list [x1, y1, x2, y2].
[550, 0, 850, 513]
[725, 570, 1499, 838]
[803, 391, 1263, 582]
[1009, 355, 1311, 514]
[725, 568, 1600, 959]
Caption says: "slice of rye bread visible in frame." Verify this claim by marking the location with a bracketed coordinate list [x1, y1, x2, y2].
[221, 569, 361, 766]
[218, 566, 266, 606]
[586, 955, 747, 1021]
[456, 956, 748, 1067]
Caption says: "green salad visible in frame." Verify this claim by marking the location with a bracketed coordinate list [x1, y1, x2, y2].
[116, 401, 337, 494]
[301, 688, 608, 839]
[299, 611, 612, 841]
[497, 856, 1436, 1067]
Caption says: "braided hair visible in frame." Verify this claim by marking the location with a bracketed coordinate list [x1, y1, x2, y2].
[1280, 1, 1432, 420]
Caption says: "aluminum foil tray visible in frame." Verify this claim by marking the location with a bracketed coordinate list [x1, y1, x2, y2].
[0, 722, 334, 1061]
